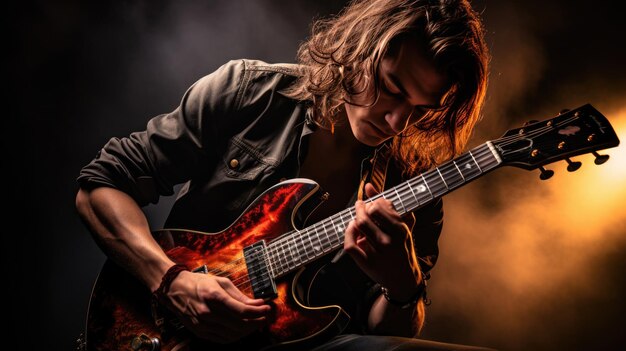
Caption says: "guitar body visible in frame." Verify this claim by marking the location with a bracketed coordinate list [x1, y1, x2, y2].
[85, 179, 350, 351]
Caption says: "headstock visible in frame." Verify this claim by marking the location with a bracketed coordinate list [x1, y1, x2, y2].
[491, 104, 620, 179]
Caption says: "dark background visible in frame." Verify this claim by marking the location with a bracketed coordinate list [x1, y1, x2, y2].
[6, 1, 626, 350]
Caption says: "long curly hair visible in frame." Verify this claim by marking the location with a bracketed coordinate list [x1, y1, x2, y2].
[284, 0, 490, 175]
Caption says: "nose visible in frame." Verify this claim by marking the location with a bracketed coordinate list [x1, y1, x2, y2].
[384, 103, 414, 134]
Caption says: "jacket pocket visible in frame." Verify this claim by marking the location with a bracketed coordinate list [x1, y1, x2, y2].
[222, 137, 276, 180]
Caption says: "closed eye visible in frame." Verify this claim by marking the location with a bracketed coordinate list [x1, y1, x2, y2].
[381, 78, 403, 98]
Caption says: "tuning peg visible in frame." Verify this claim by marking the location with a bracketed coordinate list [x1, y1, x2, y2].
[523, 120, 539, 126]
[592, 151, 610, 165]
[565, 158, 582, 172]
[559, 109, 570, 114]
[539, 166, 554, 180]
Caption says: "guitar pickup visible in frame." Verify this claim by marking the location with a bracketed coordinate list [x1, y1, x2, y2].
[243, 241, 277, 300]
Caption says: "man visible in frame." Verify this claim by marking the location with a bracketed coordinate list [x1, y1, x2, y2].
[76, 0, 494, 349]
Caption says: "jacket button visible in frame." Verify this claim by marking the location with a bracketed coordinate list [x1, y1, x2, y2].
[279, 177, 287, 182]
[229, 159, 239, 169]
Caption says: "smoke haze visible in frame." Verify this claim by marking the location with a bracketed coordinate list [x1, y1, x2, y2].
[6, 1, 625, 350]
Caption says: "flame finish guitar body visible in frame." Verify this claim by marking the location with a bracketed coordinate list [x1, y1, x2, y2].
[85, 179, 350, 351]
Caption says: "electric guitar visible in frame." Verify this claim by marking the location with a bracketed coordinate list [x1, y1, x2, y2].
[82, 104, 620, 350]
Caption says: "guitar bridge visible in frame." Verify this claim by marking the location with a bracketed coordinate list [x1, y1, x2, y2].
[243, 241, 277, 299]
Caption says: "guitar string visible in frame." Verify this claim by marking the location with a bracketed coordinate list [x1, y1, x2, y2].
[263, 142, 498, 268]
[244, 123, 568, 290]
[206, 144, 501, 291]
[257, 114, 584, 289]
[190, 115, 583, 291]
[228, 144, 500, 290]
[496, 115, 579, 148]
[220, 143, 500, 289]
[209, 201, 363, 289]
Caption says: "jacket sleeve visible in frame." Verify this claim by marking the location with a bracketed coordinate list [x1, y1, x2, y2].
[77, 60, 246, 206]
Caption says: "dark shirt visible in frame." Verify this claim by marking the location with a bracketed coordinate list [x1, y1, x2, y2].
[77, 59, 443, 333]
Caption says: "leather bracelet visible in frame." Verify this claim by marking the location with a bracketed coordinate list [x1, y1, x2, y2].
[380, 278, 430, 310]
[380, 286, 423, 310]
[152, 264, 189, 304]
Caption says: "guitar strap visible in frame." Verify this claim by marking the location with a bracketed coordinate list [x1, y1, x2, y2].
[331, 143, 392, 264]
[357, 140, 417, 231]
[357, 142, 392, 200]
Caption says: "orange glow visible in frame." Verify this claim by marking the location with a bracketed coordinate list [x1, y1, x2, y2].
[425, 105, 626, 346]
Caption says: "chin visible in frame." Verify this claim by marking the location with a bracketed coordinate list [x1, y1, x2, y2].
[355, 132, 386, 147]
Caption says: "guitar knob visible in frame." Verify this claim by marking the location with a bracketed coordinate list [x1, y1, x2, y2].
[131, 334, 161, 351]
[592, 151, 610, 165]
[539, 166, 554, 180]
[565, 158, 582, 172]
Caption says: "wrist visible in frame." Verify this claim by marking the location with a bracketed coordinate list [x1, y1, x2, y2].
[151, 263, 190, 304]
[380, 273, 429, 309]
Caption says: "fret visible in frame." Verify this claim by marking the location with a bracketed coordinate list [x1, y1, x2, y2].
[312, 226, 323, 255]
[455, 152, 482, 180]
[286, 237, 297, 268]
[439, 162, 465, 189]
[265, 248, 277, 278]
[306, 227, 317, 259]
[270, 241, 280, 275]
[330, 214, 343, 242]
[335, 212, 349, 238]
[340, 210, 354, 236]
[321, 221, 332, 252]
[468, 150, 483, 172]
[325, 219, 340, 247]
[296, 229, 312, 260]
[420, 174, 434, 199]
[292, 236, 302, 267]
[393, 188, 407, 213]
[266, 244, 280, 275]
[287, 235, 300, 264]
[275, 243, 286, 275]
[407, 181, 420, 207]
[294, 232, 308, 261]
[472, 144, 499, 173]
[435, 167, 449, 190]
[396, 182, 419, 210]
[453, 161, 465, 181]
[278, 239, 289, 273]
[424, 170, 447, 198]
[389, 183, 415, 212]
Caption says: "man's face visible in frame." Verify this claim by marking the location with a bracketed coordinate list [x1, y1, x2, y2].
[344, 36, 450, 146]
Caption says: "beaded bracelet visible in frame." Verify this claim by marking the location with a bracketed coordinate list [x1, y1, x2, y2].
[152, 263, 189, 304]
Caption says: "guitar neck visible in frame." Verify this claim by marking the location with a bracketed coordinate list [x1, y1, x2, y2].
[266, 142, 502, 278]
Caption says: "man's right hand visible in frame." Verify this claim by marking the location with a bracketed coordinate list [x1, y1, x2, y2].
[165, 271, 273, 344]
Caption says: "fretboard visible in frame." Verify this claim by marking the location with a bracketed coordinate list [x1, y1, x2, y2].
[266, 142, 502, 278]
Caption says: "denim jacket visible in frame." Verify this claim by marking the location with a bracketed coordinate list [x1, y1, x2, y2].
[77, 59, 443, 333]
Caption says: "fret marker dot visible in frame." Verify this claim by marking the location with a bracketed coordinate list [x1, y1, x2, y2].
[416, 185, 426, 193]
[314, 246, 321, 252]
[465, 163, 472, 169]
